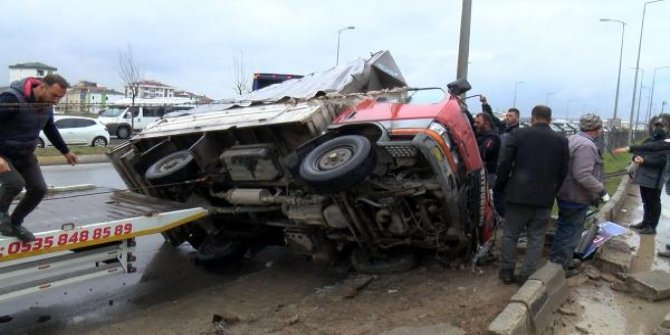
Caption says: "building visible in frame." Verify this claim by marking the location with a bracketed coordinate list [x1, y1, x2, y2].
[174, 89, 213, 105]
[8, 62, 57, 83]
[125, 80, 175, 99]
[60, 81, 125, 114]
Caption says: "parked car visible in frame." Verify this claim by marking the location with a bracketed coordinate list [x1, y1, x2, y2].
[108, 51, 495, 273]
[38, 115, 110, 148]
[97, 97, 196, 139]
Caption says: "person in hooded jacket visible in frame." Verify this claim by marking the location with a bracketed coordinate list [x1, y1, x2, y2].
[627, 116, 670, 235]
[0, 74, 78, 242]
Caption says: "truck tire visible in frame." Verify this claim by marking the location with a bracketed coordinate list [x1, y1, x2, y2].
[350, 248, 417, 274]
[116, 126, 131, 139]
[37, 138, 45, 148]
[145, 150, 198, 185]
[299, 135, 375, 193]
[195, 236, 247, 264]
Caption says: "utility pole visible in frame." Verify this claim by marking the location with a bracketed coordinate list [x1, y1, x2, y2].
[456, 0, 472, 82]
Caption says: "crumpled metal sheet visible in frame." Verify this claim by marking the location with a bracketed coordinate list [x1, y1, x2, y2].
[188, 50, 406, 113]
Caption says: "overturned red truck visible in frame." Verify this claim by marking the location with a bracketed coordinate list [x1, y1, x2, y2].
[108, 51, 496, 273]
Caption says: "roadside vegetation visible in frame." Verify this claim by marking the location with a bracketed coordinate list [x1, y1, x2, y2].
[604, 151, 632, 195]
[35, 146, 108, 157]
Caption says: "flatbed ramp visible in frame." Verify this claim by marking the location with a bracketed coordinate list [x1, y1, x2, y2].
[0, 185, 207, 302]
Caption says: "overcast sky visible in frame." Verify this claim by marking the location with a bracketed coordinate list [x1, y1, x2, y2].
[2, 0, 669, 120]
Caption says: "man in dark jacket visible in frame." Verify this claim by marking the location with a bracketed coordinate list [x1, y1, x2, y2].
[495, 105, 569, 284]
[0, 74, 78, 242]
[474, 112, 501, 185]
[501, 108, 521, 134]
[479, 95, 503, 132]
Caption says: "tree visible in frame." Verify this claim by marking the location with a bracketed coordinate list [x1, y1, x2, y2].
[118, 44, 143, 132]
[232, 53, 251, 96]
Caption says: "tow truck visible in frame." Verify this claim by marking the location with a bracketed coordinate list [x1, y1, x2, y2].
[0, 185, 206, 303]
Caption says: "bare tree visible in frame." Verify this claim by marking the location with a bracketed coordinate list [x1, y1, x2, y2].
[232, 53, 251, 96]
[118, 44, 143, 134]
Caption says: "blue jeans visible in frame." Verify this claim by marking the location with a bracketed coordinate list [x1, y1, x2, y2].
[549, 202, 589, 270]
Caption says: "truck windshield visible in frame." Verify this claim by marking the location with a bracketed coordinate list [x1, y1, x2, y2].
[381, 88, 446, 105]
[100, 107, 127, 117]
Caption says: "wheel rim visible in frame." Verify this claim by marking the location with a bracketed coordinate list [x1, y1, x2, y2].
[93, 138, 106, 147]
[316, 145, 354, 171]
[118, 128, 129, 138]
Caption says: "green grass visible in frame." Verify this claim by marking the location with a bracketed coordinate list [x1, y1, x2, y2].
[35, 146, 108, 157]
[603, 152, 631, 195]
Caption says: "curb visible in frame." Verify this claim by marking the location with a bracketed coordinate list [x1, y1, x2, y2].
[488, 171, 633, 334]
[488, 263, 567, 335]
[38, 154, 109, 166]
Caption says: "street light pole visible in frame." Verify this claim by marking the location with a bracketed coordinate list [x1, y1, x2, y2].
[566, 99, 576, 122]
[513, 81, 524, 108]
[456, 0, 472, 81]
[629, 0, 664, 144]
[631, 67, 645, 133]
[648, 65, 670, 123]
[599, 18, 626, 121]
[545, 91, 556, 105]
[335, 26, 355, 66]
[636, 87, 650, 133]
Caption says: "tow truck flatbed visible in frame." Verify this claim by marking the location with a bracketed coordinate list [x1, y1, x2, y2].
[0, 185, 207, 302]
[0, 185, 207, 262]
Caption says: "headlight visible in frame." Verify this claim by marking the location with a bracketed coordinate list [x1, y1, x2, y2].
[429, 122, 447, 136]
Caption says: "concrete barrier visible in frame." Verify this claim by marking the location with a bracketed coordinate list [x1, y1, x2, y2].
[488, 263, 567, 335]
[488, 169, 633, 334]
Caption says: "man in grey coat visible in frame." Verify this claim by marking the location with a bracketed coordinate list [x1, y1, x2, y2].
[549, 114, 606, 275]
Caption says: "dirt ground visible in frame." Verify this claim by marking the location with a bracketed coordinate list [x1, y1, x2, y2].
[70, 249, 517, 335]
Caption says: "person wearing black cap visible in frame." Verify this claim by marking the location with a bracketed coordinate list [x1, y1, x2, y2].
[626, 116, 670, 235]
[549, 113, 607, 276]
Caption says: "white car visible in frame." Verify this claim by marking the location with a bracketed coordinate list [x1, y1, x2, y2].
[38, 116, 111, 148]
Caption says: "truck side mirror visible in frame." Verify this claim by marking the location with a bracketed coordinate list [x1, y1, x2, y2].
[447, 78, 471, 96]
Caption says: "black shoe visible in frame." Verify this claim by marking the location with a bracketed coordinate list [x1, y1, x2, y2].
[639, 226, 657, 235]
[0, 222, 13, 236]
[665, 244, 670, 250]
[629, 222, 646, 229]
[515, 274, 529, 286]
[498, 270, 516, 285]
[2, 225, 36, 242]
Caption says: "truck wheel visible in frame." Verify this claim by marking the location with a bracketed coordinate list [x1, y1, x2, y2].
[37, 138, 45, 148]
[116, 126, 131, 139]
[350, 248, 417, 274]
[145, 150, 198, 185]
[299, 135, 375, 193]
[195, 236, 247, 264]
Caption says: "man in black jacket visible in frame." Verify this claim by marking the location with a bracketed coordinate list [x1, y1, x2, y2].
[495, 105, 569, 284]
[474, 112, 501, 185]
[0, 74, 78, 242]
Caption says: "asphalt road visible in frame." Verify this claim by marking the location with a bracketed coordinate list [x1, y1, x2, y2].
[0, 163, 261, 335]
